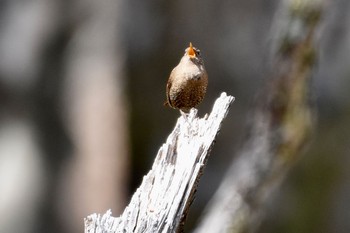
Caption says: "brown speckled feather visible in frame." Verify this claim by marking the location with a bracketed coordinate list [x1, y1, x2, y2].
[164, 43, 208, 113]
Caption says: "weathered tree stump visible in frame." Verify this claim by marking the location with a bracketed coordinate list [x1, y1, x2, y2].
[84, 92, 234, 233]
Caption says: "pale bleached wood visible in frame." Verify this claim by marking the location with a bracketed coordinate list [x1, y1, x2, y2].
[84, 92, 234, 233]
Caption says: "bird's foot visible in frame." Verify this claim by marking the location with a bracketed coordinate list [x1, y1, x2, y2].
[180, 110, 189, 122]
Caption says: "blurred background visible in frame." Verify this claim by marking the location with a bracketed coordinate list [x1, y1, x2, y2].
[0, 0, 349, 232]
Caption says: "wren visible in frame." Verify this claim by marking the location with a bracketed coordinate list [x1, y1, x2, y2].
[164, 42, 208, 114]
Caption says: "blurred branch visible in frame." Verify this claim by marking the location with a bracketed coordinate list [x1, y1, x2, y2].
[194, 1, 326, 233]
[84, 93, 234, 233]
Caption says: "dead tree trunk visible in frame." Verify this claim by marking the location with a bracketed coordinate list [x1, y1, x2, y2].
[84, 93, 234, 233]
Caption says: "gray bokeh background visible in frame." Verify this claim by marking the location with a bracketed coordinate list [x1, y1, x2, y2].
[0, 0, 349, 232]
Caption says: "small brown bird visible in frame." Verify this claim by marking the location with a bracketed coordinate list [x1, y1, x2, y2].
[164, 42, 208, 114]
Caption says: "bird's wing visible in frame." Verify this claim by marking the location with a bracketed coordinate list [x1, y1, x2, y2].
[164, 69, 175, 107]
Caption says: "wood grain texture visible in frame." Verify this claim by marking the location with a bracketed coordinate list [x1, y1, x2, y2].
[84, 92, 234, 233]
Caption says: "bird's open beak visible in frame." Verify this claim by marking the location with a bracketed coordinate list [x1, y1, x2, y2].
[187, 42, 196, 58]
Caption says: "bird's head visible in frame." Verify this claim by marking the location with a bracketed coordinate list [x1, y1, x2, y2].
[184, 42, 203, 65]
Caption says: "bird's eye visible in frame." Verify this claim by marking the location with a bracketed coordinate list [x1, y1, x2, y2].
[196, 51, 201, 56]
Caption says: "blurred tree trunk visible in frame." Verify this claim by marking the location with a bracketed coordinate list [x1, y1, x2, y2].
[194, 0, 326, 232]
[59, 0, 129, 232]
[0, 0, 129, 232]
[0, 1, 60, 233]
